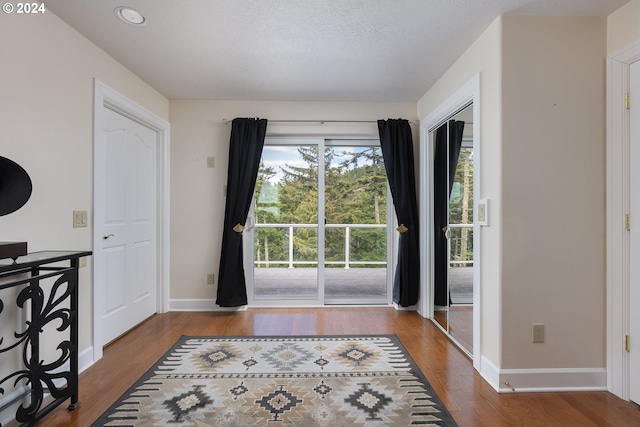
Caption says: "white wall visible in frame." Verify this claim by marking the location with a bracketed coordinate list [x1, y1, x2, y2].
[418, 14, 608, 377]
[607, 0, 640, 55]
[169, 101, 416, 305]
[417, 17, 503, 367]
[0, 11, 169, 353]
[0, 2, 622, 385]
[501, 16, 607, 369]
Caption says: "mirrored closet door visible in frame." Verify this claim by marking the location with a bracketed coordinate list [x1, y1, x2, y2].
[432, 104, 474, 356]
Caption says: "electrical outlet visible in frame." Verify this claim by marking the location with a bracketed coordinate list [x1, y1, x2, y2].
[532, 323, 544, 343]
[207, 274, 215, 285]
[207, 157, 215, 168]
[79, 257, 87, 268]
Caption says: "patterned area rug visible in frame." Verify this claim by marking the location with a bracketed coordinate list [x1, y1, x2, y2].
[91, 335, 457, 426]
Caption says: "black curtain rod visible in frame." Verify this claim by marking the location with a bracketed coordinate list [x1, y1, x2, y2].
[221, 118, 417, 125]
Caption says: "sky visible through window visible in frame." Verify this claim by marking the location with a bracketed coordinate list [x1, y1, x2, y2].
[261, 145, 375, 183]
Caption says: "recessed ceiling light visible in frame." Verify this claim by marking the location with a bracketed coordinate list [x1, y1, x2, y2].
[115, 7, 147, 26]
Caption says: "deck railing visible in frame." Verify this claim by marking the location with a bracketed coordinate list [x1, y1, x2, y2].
[252, 222, 473, 269]
[253, 223, 387, 269]
[448, 223, 473, 267]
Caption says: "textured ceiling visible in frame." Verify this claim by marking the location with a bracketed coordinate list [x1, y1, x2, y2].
[44, 0, 628, 101]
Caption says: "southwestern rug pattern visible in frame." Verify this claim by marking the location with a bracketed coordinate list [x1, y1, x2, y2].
[91, 335, 457, 426]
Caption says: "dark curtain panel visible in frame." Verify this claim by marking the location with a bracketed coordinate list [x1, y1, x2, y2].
[448, 121, 465, 192]
[433, 120, 465, 307]
[378, 119, 420, 307]
[216, 118, 268, 307]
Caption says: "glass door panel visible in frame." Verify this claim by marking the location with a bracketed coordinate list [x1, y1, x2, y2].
[324, 145, 388, 304]
[253, 145, 319, 300]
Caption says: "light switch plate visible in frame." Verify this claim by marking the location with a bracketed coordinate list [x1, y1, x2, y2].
[73, 210, 88, 228]
[478, 199, 488, 226]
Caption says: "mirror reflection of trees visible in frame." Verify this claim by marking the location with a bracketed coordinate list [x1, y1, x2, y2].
[449, 147, 474, 265]
[254, 146, 387, 268]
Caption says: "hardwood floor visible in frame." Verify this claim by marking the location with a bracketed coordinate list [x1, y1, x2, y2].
[37, 308, 640, 427]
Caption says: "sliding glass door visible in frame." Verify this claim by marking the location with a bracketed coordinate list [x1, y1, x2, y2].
[247, 138, 392, 306]
[324, 143, 389, 304]
[252, 142, 320, 300]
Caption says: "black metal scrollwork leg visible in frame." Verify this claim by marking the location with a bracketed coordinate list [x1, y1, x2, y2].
[67, 258, 80, 411]
[0, 266, 79, 425]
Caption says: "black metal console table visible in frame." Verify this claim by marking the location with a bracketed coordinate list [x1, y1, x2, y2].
[0, 251, 91, 426]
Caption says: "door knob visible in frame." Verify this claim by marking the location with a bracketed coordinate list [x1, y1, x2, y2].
[103, 233, 115, 240]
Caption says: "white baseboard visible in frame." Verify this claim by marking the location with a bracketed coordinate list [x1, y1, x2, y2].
[78, 346, 94, 374]
[170, 299, 404, 311]
[480, 355, 501, 390]
[392, 303, 418, 311]
[169, 299, 248, 312]
[480, 356, 606, 393]
[0, 385, 30, 426]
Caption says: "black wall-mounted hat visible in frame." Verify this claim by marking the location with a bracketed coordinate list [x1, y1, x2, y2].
[0, 156, 32, 216]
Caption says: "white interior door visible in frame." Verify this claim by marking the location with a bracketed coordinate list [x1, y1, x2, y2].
[95, 106, 157, 344]
[630, 59, 640, 405]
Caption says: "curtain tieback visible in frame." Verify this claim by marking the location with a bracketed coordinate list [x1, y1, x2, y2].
[233, 223, 245, 233]
[396, 224, 408, 234]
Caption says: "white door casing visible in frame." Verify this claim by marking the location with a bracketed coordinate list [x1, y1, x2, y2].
[629, 60, 640, 405]
[606, 40, 640, 401]
[419, 74, 481, 371]
[93, 80, 170, 362]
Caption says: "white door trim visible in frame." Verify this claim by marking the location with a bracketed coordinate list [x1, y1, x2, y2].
[419, 73, 481, 371]
[93, 80, 170, 362]
[607, 40, 640, 400]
